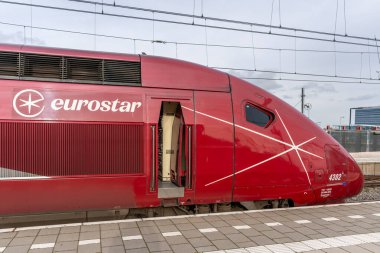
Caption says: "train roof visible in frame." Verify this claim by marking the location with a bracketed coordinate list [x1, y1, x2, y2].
[0, 44, 230, 92]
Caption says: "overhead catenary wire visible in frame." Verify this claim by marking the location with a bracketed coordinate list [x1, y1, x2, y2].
[242, 77, 380, 85]
[0, 20, 378, 83]
[65, 0, 380, 44]
[214, 67, 380, 82]
[1, 0, 380, 49]
[3, 20, 378, 55]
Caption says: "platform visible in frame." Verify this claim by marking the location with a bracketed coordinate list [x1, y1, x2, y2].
[1, 202, 380, 252]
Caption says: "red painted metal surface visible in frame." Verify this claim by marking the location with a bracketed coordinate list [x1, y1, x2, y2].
[141, 55, 230, 92]
[0, 122, 144, 176]
[0, 44, 364, 215]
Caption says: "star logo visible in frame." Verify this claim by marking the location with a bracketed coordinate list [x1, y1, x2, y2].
[13, 89, 45, 118]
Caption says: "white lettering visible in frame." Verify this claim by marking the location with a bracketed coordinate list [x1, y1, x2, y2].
[131, 102, 142, 112]
[51, 99, 64, 110]
[111, 99, 120, 112]
[50, 97, 142, 113]
[76, 100, 89, 111]
[100, 101, 111, 112]
[88, 100, 100, 111]
[119, 101, 131, 112]
[63, 99, 78, 111]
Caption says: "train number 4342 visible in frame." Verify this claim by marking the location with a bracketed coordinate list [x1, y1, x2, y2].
[329, 173, 342, 181]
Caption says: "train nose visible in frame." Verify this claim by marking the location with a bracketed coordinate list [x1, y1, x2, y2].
[347, 159, 364, 197]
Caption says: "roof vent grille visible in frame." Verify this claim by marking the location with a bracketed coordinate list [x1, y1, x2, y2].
[0, 52, 19, 77]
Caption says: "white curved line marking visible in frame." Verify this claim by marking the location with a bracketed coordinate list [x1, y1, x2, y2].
[275, 109, 312, 186]
[182, 106, 321, 187]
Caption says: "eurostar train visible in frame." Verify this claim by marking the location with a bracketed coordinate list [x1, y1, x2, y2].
[0, 44, 363, 216]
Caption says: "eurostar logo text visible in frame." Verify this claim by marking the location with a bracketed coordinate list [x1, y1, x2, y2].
[13, 89, 45, 118]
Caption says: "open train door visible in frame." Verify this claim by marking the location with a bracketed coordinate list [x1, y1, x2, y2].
[147, 93, 195, 207]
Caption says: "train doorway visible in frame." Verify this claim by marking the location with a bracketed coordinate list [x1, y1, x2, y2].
[147, 96, 194, 205]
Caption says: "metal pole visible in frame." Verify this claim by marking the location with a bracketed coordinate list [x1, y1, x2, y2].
[349, 108, 352, 127]
[301, 88, 305, 114]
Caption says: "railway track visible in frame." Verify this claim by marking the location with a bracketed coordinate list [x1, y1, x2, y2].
[364, 176, 380, 187]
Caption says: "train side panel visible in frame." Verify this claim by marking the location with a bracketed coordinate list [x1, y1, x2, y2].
[230, 76, 325, 205]
[192, 91, 234, 204]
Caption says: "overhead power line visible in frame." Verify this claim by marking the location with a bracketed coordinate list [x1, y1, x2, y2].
[214, 67, 379, 82]
[2, 20, 379, 55]
[242, 77, 380, 85]
[1, 20, 378, 84]
[1, 0, 380, 48]
[68, 0, 378, 44]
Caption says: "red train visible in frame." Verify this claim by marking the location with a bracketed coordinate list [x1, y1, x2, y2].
[0, 44, 363, 216]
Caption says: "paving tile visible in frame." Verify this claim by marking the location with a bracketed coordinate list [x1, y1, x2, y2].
[273, 237, 294, 244]
[15, 230, 39, 237]
[187, 217, 206, 223]
[8, 236, 34, 246]
[261, 229, 285, 239]
[38, 228, 60, 236]
[181, 230, 203, 239]
[146, 241, 171, 252]
[2, 245, 30, 253]
[53, 241, 78, 252]
[56, 233, 79, 242]
[0, 238, 11, 247]
[175, 223, 196, 231]
[100, 229, 121, 238]
[59, 226, 80, 234]
[239, 228, 262, 237]
[323, 248, 349, 253]
[204, 231, 227, 241]
[77, 243, 101, 253]
[171, 243, 196, 253]
[125, 248, 150, 253]
[208, 220, 230, 228]
[100, 223, 119, 231]
[154, 219, 173, 226]
[225, 233, 250, 243]
[102, 245, 125, 253]
[157, 225, 178, 233]
[29, 248, 54, 253]
[195, 246, 218, 252]
[212, 239, 237, 250]
[235, 241, 257, 248]
[188, 237, 213, 247]
[0, 233, 16, 240]
[340, 245, 373, 253]
[140, 226, 160, 235]
[33, 235, 58, 244]
[249, 235, 274, 246]
[119, 222, 138, 229]
[192, 222, 213, 229]
[143, 233, 165, 242]
[124, 240, 146, 250]
[165, 235, 188, 245]
[101, 237, 124, 247]
[79, 231, 100, 241]
[121, 228, 141, 236]
[80, 225, 100, 232]
[137, 221, 155, 227]
[359, 243, 380, 252]
[216, 226, 240, 235]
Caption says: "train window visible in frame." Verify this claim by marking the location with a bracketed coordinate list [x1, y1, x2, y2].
[245, 104, 273, 127]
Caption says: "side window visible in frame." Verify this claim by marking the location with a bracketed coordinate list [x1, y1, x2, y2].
[245, 104, 273, 127]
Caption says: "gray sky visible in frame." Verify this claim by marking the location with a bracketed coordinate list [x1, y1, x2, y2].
[1, 0, 380, 127]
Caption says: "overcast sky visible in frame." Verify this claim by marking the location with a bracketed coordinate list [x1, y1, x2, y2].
[1, 0, 380, 127]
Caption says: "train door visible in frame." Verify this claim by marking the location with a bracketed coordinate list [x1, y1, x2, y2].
[147, 95, 194, 206]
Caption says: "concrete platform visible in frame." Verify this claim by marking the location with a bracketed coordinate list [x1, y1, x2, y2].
[1, 202, 380, 252]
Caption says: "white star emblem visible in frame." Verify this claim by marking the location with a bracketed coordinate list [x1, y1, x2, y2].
[13, 89, 45, 118]
[19, 93, 44, 114]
